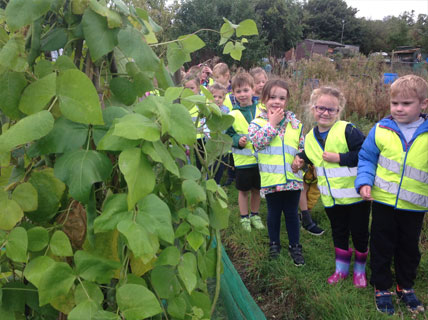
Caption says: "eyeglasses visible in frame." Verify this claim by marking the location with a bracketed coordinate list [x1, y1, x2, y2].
[314, 106, 339, 115]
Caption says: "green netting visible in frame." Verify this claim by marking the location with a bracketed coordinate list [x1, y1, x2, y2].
[213, 239, 266, 320]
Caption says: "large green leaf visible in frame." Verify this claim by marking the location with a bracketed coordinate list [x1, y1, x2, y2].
[68, 300, 100, 320]
[19, 73, 56, 115]
[236, 19, 258, 37]
[167, 295, 187, 319]
[178, 34, 205, 53]
[113, 113, 160, 141]
[27, 168, 66, 222]
[56, 69, 104, 125]
[28, 117, 88, 156]
[74, 250, 120, 283]
[116, 284, 162, 320]
[6, 226, 27, 262]
[74, 281, 104, 305]
[27, 227, 49, 252]
[179, 165, 202, 180]
[38, 262, 76, 306]
[154, 59, 174, 90]
[2, 281, 27, 313]
[0, 36, 28, 72]
[12, 182, 38, 212]
[118, 148, 155, 210]
[118, 26, 159, 72]
[94, 193, 132, 233]
[82, 8, 118, 61]
[0, 71, 26, 119]
[152, 140, 180, 176]
[150, 266, 180, 299]
[50, 230, 73, 257]
[186, 230, 205, 251]
[109, 77, 137, 106]
[166, 42, 190, 74]
[0, 110, 54, 152]
[23, 256, 55, 288]
[182, 180, 206, 205]
[155, 246, 180, 267]
[136, 194, 174, 244]
[178, 252, 197, 294]
[96, 125, 141, 151]
[0, 190, 23, 230]
[117, 220, 158, 263]
[5, 0, 53, 31]
[54, 150, 112, 203]
[88, 0, 121, 28]
[40, 27, 68, 51]
[168, 103, 196, 145]
[125, 62, 154, 96]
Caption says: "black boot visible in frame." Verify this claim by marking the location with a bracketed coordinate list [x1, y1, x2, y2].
[301, 210, 324, 236]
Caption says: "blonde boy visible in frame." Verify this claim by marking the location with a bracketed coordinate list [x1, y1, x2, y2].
[212, 63, 233, 111]
[355, 75, 428, 315]
[226, 73, 264, 232]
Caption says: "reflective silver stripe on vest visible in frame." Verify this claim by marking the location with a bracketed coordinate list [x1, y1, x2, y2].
[259, 163, 303, 178]
[316, 166, 357, 178]
[258, 145, 297, 156]
[374, 175, 428, 208]
[231, 147, 253, 156]
[378, 155, 401, 174]
[318, 185, 360, 198]
[404, 165, 428, 184]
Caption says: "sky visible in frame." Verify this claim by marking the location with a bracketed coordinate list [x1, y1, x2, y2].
[344, 0, 428, 20]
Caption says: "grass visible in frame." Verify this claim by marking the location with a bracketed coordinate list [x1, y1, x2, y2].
[218, 184, 428, 319]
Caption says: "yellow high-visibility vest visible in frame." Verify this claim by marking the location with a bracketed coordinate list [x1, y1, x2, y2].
[305, 121, 361, 207]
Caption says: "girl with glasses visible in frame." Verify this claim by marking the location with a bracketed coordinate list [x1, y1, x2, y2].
[292, 86, 370, 287]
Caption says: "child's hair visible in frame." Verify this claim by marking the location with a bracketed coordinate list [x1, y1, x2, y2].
[260, 78, 290, 103]
[390, 75, 428, 101]
[209, 83, 227, 95]
[182, 73, 199, 87]
[231, 72, 254, 91]
[249, 67, 268, 80]
[308, 86, 346, 120]
[212, 63, 230, 78]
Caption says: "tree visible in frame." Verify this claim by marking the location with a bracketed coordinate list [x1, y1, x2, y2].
[302, 0, 363, 45]
[254, 0, 303, 57]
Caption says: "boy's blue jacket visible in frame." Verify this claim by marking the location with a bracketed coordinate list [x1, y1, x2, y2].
[355, 114, 428, 193]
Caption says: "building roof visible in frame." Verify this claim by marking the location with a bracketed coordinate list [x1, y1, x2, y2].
[305, 39, 345, 47]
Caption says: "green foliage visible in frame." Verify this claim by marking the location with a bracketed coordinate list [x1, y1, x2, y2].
[0, 0, 258, 318]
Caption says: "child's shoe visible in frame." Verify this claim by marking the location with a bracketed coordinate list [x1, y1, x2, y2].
[353, 249, 368, 288]
[250, 214, 265, 230]
[396, 286, 425, 313]
[269, 242, 281, 259]
[240, 217, 251, 232]
[288, 244, 305, 266]
[300, 211, 325, 236]
[327, 247, 352, 284]
[375, 290, 395, 315]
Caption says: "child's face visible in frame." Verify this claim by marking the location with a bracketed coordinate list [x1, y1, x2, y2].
[390, 93, 427, 124]
[313, 94, 340, 130]
[214, 72, 230, 86]
[211, 89, 225, 107]
[265, 86, 288, 112]
[253, 73, 267, 96]
[233, 84, 254, 107]
[185, 80, 199, 95]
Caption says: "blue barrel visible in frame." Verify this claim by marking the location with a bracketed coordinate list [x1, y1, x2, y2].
[383, 73, 398, 84]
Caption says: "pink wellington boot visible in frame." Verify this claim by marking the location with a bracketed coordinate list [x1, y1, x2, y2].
[353, 249, 368, 288]
[327, 247, 353, 284]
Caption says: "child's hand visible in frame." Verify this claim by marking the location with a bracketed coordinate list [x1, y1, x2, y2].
[292, 155, 305, 173]
[322, 152, 340, 163]
[268, 108, 284, 127]
[359, 185, 373, 201]
[238, 136, 247, 147]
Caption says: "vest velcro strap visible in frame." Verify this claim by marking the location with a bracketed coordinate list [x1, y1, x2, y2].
[259, 163, 303, 178]
[318, 185, 360, 199]
[258, 145, 297, 156]
[316, 166, 357, 178]
[374, 175, 399, 194]
[399, 188, 428, 208]
[404, 165, 428, 184]
[378, 155, 401, 174]
[231, 147, 253, 156]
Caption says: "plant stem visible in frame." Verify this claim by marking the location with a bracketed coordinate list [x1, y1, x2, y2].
[210, 229, 222, 317]
[47, 96, 58, 112]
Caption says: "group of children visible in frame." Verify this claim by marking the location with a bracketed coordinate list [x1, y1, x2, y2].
[181, 61, 428, 315]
